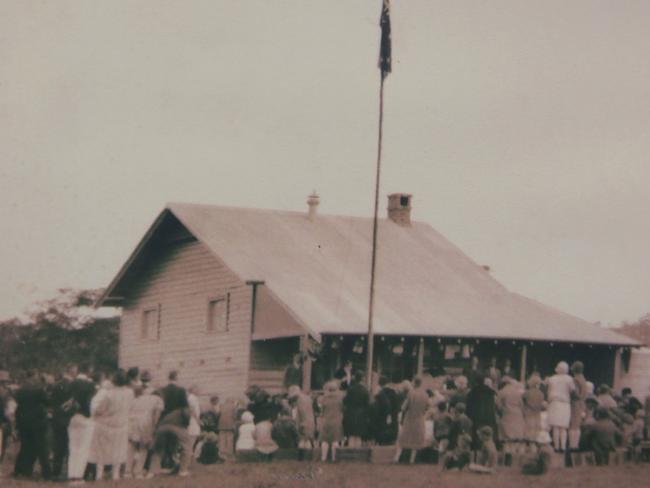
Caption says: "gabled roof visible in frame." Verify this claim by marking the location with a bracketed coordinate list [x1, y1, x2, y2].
[99, 202, 638, 346]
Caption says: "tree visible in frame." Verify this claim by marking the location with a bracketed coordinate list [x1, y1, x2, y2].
[615, 313, 650, 345]
[0, 288, 120, 378]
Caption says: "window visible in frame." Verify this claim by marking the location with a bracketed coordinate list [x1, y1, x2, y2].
[207, 293, 230, 332]
[400, 195, 410, 207]
[141, 307, 159, 340]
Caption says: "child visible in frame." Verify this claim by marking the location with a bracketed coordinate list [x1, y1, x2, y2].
[200, 396, 221, 434]
[197, 432, 220, 465]
[449, 402, 473, 450]
[469, 426, 498, 474]
[196, 396, 223, 465]
[581, 407, 619, 465]
[272, 406, 299, 449]
[235, 411, 256, 451]
[255, 420, 279, 461]
[521, 431, 553, 475]
[441, 432, 472, 471]
[434, 401, 452, 454]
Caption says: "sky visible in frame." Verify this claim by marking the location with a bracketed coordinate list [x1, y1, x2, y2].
[1, 1, 649, 326]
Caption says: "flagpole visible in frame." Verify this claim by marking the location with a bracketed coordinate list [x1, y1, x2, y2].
[367, 0, 391, 391]
[366, 73, 384, 391]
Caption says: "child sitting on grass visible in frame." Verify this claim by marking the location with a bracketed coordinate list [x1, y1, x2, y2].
[254, 420, 279, 461]
[469, 426, 498, 474]
[195, 396, 224, 465]
[521, 431, 553, 475]
[441, 432, 472, 471]
[581, 407, 620, 465]
[235, 411, 256, 451]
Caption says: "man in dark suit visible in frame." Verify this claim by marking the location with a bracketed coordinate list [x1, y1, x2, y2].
[159, 371, 189, 426]
[148, 371, 192, 478]
[283, 353, 303, 390]
[49, 365, 77, 479]
[372, 376, 400, 445]
[13, 370, 51, 479]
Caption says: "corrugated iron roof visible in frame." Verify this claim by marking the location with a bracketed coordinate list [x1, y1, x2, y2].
[120, 202, 638, 346]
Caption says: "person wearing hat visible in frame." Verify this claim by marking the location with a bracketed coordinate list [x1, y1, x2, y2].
[393, 376, 429, 464]
[288, 385, 315, 450]
[271, 406, 299, 449]
[546, 361, 576, 452]
[596, 384, 617, 409]
[448, 402, 473, 452]
[66, 368, 96, 484]
[254, 418, 279, 461]
[497, 376, 526, 460]
[343, 371, 370, 449]
[580, 407, 620, 465]
[13, 370, 51, 480]
[372, 376, 400, 446]
[235, 411, 256, 451]
[487, 357, 501, 390]
[125, 381, 163, 479]
[448, 375, 469, 410]
[569, 361, 588, 450]
[283, 353, 303, 390]
[318, 380, 344, 461]
[523, 374, 545, 443]
[466, 374, 498, 451]
[463, 356, 483, 391]
[218, 397, 237, 458]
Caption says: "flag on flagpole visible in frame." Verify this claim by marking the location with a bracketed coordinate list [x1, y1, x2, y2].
[379, 0, 392, 78]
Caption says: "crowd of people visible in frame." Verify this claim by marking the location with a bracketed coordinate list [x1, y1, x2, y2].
[1, 356, 649, 483]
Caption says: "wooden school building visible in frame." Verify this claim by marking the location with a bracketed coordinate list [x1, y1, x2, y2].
[97, 194, 638, 399]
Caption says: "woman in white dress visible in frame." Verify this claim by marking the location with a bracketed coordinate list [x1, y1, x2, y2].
[66, 373, 97, 484]
[88, 370, 134, 481]
[546, 361, 575, 452]
[235, 411, 256, 451]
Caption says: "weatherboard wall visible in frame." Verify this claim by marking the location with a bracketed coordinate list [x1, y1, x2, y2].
[616, 347, 650, 395]
[118, 236, 253, 401]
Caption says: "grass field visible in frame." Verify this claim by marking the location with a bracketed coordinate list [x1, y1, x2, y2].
[2, 461, 650, 488]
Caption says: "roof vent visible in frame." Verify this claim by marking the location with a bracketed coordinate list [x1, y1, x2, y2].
[387, 193, 412, 226]
[307, 191, 320, 221]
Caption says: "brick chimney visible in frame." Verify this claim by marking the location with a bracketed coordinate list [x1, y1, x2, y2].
[387, 193, 412, 226]
[307, 191, 320, 221]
